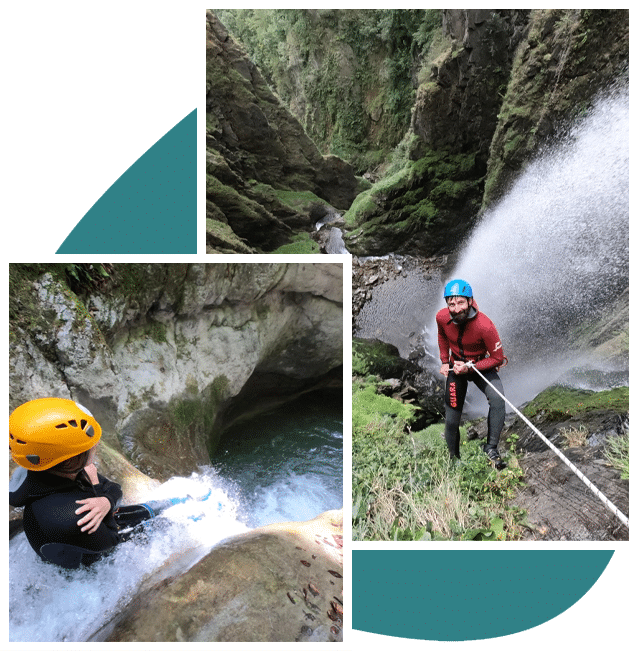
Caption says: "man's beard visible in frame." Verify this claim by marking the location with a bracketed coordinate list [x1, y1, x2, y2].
[450, 308, 469, 323]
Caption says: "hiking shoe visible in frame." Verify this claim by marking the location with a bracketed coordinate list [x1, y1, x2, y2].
[486, 449, 506, 470]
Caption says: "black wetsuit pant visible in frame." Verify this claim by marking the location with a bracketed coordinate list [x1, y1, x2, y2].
[113, 504, 155, 540]
[444, 368, 505, 459]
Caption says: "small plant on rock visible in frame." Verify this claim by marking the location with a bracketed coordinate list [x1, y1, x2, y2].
[559, 424, 589, 447]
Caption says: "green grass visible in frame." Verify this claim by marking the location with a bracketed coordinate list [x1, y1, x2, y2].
[522, 385, 629, 421]
[268, 233, 320, 254]
[352, 375, 527, 541]
[604, 433, 629, 479]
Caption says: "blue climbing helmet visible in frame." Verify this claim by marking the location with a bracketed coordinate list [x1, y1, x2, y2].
[444, 279, 473, 299]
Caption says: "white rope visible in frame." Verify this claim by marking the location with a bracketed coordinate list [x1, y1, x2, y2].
[465, 361, 629, 529]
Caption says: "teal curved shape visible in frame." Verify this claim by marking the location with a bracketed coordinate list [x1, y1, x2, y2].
[353, 550, 613, 640]
[56, 110, 196, 254]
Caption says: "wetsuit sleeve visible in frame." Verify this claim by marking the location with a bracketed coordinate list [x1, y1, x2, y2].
[95, 473, 123, 510]
[27, 491, 121, 557]
[436, 312, 450, 364]
[475, 317, 505, 372]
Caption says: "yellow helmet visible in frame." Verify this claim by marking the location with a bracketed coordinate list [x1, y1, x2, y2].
[9, 398, 101, 470]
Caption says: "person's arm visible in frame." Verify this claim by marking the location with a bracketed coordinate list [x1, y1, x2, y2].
[30, 492, 121, 554]
[475, 318, 505, 372]
[437, 313, 451, 376]
[75, 464, 123, 534]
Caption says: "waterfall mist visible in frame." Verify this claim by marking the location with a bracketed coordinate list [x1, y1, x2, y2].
[446, 83, 629, 407]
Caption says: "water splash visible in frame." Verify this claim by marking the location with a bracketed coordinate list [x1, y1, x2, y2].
[9, 392, 343, 642]
[445, 83, 628, 405]
[9, 469, 247, 643]
[354, 85, 628, 409]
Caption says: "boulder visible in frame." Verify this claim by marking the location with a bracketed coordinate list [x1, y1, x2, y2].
[98, 510, 344, 642]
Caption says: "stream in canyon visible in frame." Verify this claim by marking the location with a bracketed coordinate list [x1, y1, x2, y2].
[9, 392, 343, 642]
[355, 83, 629, 413]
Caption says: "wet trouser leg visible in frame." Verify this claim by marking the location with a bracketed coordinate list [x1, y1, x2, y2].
[113, 504, 156, 542]
[444, 371, 468, 459]
[471, 369, 505, 452]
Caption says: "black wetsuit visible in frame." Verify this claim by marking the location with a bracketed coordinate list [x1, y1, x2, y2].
[444, 368, 505, 458]
[9, 467, 154, 567]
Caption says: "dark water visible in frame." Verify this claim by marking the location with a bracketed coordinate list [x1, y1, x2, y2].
[212, 391, 343, 527]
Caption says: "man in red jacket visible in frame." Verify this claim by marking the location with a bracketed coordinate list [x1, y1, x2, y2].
[436, 279, 506, 469]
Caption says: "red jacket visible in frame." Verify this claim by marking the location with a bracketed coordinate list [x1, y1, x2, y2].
[436, 302, 505, 372]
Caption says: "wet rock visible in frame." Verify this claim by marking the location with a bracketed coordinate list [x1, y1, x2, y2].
[97, 510, 344, 642]
[503, 407, 629, 541]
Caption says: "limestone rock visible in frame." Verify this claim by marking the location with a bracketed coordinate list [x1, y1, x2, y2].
[100, 510, 344, 642]
[9, 264, 343, 480]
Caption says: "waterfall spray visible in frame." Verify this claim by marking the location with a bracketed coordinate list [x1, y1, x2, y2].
[446, 83, 628, 405]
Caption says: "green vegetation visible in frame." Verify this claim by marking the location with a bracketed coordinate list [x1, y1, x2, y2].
[9, 264, 112, 350]
[352, 373, 527, 541]
[522, 385, 629, 422]
[206, 219, 255, 254]
[216, 9, 442, 172]
[343, 147, 482, 253]
[252, 185, 329, 212]
[353, 338, 407, 377]
[168, 375, 230, 456]
[269, 232, 320, 254]
[604, 433, 629, 480]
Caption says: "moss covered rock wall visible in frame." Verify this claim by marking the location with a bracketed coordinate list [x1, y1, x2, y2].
[206, 12, 358, 254]
[10, 263, 343, 480]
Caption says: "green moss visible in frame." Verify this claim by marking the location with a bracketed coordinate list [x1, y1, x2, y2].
[522, 385, 629, 422]
[353, 338, 406, 377]
[146, 320, 168, 344]
[251, 183, 329, 212]
[343, 191, 378, 227]
[168, 375, 231, 457]
[269, 232, 320, 254]
[353, 382, 417, 433]
[343, 146, 481, 252]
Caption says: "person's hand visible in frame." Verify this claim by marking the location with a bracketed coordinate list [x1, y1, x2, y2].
[453, 360, 470, 374]
[75, 496, 111, 533]
[439, 364, 449, 377]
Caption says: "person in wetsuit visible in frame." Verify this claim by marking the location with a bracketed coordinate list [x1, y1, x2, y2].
[436, 279, 507, 469]
[9, 398, 155, 569]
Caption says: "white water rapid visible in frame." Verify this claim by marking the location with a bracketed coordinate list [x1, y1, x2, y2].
[9, 470, 248, 642]
[445, 83, 629, 408]
[10, 394, 343, 643]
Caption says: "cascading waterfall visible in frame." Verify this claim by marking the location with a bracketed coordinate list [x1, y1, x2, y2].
[355, 83, 628, 412]
[9, 394, 343, 642]
[9, 471, 247, 643]
[445, 83, 629, 407]
[316, 210, 350, 254]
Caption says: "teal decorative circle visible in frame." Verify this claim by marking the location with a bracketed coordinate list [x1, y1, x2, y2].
[56, 110, 196, 254]
[353, 550, 613, 640]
